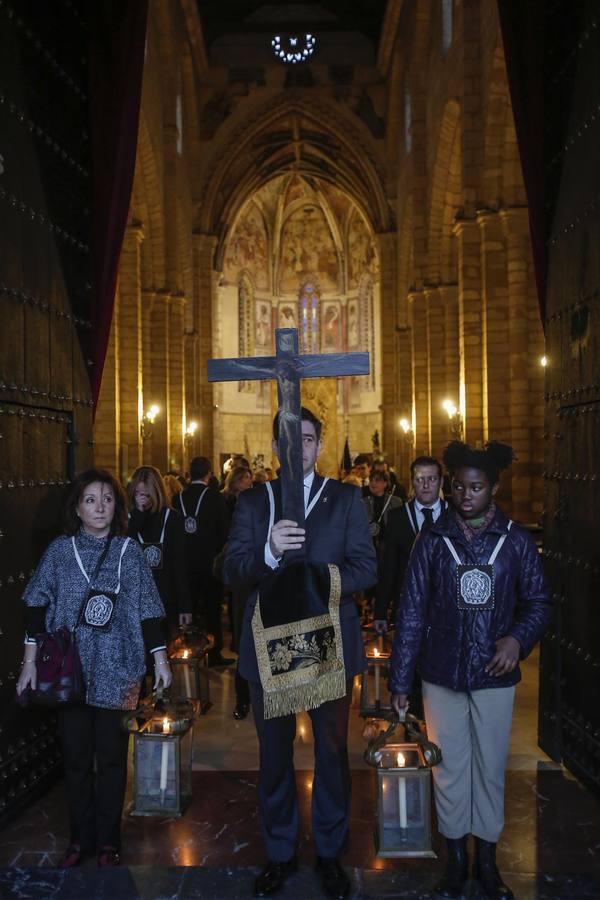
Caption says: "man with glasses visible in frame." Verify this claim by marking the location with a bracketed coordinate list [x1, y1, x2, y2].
[373, 456, 447, 634]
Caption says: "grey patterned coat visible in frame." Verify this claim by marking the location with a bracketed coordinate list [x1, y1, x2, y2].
[23, 530, 165, 709]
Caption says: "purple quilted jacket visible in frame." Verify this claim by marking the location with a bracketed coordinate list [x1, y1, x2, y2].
[389, 506, 552, 695]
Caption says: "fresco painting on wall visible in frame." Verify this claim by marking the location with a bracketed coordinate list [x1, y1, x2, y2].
[278, 302, 297, 329]
[321, 300, 342, 351]
[224, 203, 269, 288]
[280, 206, 338, 293]
[348, 211, 377, 289]
[255, 300, 272, 352]
[347, 298, 359, 349]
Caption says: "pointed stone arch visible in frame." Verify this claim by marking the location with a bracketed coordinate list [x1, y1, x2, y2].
[427, 99, 461, 284]
[198, 96, 390, 269]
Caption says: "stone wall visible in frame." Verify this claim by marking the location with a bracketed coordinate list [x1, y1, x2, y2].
[94, 0, 545, 520]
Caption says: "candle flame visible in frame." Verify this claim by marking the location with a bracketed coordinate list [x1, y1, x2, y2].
[162, 717, 170, 734]
[396, 752, 406, 767]
[373, 647, 380, 657]
[182, 649, 190, 659]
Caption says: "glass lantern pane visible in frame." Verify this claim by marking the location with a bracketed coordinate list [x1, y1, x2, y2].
[171, 661, 201, 700]
[360, 660, 391, 716]
[378, 769, 431, 854]
[134, 736, 179, 813]
[178, 727, 194, 799]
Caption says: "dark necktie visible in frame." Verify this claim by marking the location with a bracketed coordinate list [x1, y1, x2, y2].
[422, 507, 434, 527]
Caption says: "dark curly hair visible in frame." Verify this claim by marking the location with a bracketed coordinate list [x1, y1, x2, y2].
[442, 441, 514, 486]
[64, 468, 129, 536]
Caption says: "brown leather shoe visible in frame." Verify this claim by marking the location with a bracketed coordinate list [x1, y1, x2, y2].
[97, 845, 121, 867]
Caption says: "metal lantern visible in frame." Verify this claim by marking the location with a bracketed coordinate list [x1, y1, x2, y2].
[359, 633, 393, 718]
[168, 626, 213, 713]
[124, 693, 198, 817]
[365, 711, 441, 858]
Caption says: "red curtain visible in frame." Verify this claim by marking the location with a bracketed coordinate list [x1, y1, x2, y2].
[497, 0, 546, 324]
[88, 0, 148, 408]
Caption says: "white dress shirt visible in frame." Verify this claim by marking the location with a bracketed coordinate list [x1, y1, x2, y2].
[414, 497, 443, 532]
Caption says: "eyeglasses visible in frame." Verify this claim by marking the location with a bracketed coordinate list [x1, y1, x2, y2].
[413, 476, 439, 485]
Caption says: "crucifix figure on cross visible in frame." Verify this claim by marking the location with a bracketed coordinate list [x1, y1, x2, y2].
[208, 328, 369, 526]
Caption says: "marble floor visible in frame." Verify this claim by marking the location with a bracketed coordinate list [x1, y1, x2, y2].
[1, 649, 599, 899]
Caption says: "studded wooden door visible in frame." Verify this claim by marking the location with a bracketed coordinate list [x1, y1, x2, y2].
[538, 3, 600, 798]
[0, 1, 93, 823]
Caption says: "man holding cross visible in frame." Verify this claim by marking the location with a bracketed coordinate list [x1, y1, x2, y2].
[215, 331, 376, 899]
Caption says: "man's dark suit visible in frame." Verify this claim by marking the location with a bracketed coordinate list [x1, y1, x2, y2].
[375, 498, 447, 720]
[374, 498, 448, 622]
[223, 474, 376, 862]
[179, 482, 229, 653]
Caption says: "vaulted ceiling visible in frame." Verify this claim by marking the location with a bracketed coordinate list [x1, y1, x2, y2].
[197, 1, 387, 51]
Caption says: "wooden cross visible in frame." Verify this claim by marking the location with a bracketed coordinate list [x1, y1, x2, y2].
[208, 328, 369, 525]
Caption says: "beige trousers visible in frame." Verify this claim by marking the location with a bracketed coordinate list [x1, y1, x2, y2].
[422, 680, 515, 843]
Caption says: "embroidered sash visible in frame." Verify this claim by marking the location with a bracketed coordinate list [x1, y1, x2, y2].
[252, 479, 345, 719]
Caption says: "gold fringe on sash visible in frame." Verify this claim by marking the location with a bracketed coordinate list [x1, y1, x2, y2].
[252, 564, 346, 719]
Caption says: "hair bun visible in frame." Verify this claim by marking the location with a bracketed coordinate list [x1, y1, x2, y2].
[484, 441, 514, 471]
[442, 441, 470, 470]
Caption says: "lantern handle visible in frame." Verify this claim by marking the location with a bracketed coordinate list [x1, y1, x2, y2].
[363, 711, 442, 768]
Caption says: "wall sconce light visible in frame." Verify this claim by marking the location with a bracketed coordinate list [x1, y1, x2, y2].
[539, 355, 549, 368]
[398, 418, 414, 443]
[141, 404, 160, 441]
[184, 421, 198, 441]
[442, 399, 463, 441]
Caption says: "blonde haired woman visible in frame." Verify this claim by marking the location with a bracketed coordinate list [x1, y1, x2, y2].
[163, 473, 184, 507]
[128, 466, 191, 633]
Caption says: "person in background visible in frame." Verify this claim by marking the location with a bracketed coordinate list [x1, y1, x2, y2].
[389, 442, 552, 900]
[374, 455, 446, 717]
[374, 456, 446, 633]
[221, 465, 253, 518]
[362, 470, 403, 623]
[179, 457, 231, 667]
[351, 453, 371, 489]
[16, 469, 170, 869]
[163, 473, 184, 507]
[371, 457, 408, 502]
[128, 466, 191, 635]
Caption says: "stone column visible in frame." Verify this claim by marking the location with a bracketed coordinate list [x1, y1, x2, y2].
[93, 304, 120, 473]
[378, 232, 397, 458]
[395, 324, 413, 484]
[140, 290, 155, 467]
[117, 222, 144, 480]
[439, 284, 460, 426]
[477, 209, 513, 507]
[168, 293, 186, 472]
[149, 290, 170, 473]
[193, 233, 217, 460]
[409, 290, 430, 455]
[453, 217, 484, 446]
[424, 285, 446, 460]
[501, 207, 535, 521]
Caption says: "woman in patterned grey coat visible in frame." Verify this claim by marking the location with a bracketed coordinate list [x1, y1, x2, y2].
[16, 469, 172, 869]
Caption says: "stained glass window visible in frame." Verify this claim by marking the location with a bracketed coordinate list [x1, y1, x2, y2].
[299, 282, 319, 352]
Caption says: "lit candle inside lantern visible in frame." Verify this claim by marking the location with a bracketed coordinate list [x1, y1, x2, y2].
[397, 751, 407, 829]
[160, 718, 170, 801]
[182, 649, 192, 697]
[373, 647, 381, 703]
